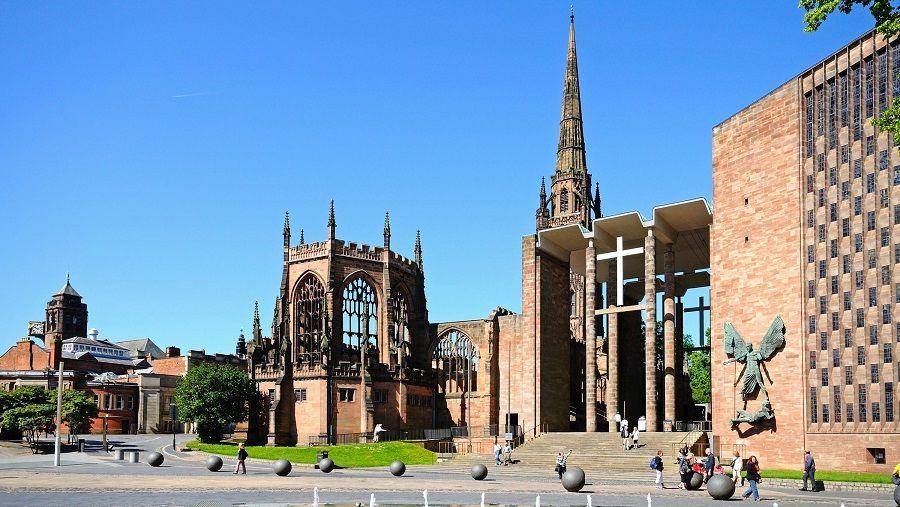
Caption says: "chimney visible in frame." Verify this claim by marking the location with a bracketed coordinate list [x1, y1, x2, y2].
[166, 346, 181, 358]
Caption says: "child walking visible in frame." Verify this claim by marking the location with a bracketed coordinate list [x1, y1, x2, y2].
[234, 442, 248, 474]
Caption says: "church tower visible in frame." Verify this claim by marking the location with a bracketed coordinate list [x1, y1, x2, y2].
[537, 14, 598, 230]
[44, 274, 88, 369]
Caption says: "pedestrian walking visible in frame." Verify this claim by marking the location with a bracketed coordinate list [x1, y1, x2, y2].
[741, 455, 761, 501]
[631, 426, 640, 449]
[730, 450, 743, 486]
[678, 453, 694, 489]
[703, 448, 715, 482]
[893, 462, 900, 485]
[650, 450, 665, 489]
[555, 449, 573, 480]
[233, 442, 248, 474]
[800, 450, 816, 491]
[620, 419, 630, 451]
[493, 440, 502, 465]
[502, 441, 512, 466]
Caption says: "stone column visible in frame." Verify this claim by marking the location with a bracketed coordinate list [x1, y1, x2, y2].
[644, 229, 658, 431]
[585, 240, 597, 432]
[664, 244, 676, 425]
[605, 259, 618, 432]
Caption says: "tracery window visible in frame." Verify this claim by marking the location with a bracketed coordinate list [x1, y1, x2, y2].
[342, 277, 378, 359]
[432, 330, 478, 394]
[560, 188, 569, 214]
[293, 274, 327, 365]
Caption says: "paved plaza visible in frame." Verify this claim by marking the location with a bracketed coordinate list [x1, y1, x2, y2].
[0, 435, 894, 506]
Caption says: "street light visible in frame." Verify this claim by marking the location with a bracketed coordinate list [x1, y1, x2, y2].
[169, 403, 178, 451]
[53, 361, 64, 467]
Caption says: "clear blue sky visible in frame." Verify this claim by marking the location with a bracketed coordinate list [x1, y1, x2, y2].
[0, 2, 874, 354]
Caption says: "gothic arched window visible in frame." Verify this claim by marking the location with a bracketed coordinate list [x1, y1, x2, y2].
[391, 290, 410, 365]
[432, 330, 478, 394]
[342, 277, 378, 358]
[294, 274, 326, 365]
[560, 188, 569, 214]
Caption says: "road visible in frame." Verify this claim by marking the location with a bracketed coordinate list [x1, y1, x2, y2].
[0, 435, 893, 506]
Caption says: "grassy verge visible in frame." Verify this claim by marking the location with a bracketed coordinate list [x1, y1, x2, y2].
[183, 440, 436, 468]
[757, 469, 892, 484]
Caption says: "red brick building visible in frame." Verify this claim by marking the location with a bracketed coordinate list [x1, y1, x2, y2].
[712, 29, 899, 472]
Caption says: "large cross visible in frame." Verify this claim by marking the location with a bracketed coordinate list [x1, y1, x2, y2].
[596, 236, 644, 307]
[684, 295, 711, 348]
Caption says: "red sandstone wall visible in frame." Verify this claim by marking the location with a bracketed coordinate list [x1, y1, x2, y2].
[711, 81, 806, 469]
[0, 341, 49, 371]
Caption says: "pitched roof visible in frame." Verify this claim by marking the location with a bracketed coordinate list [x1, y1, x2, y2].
[54, 280, 81, 298]
[115, 338, 165, 359]
[63, 336, 128, 350]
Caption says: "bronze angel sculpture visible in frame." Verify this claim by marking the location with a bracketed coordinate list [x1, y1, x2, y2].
[723, 315, 785, 426]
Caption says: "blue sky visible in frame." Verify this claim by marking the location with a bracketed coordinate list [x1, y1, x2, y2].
[0, 2, 873, 354]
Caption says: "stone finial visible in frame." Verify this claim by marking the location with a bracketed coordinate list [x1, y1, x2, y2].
[593, 182, 602, 218]
[299, 228, 305, 245]
[383, 211, 391, 247]
[327, 200, 336, 239]
[283, 211, 291, 248]
[251, 301, 263, 344]
[414, 230, 423, 270]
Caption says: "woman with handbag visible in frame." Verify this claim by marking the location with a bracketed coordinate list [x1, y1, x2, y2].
[741, 455, 761, 501]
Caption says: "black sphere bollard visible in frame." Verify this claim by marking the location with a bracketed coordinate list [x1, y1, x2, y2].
[389, 460, 406, 477]
[470, 463, 488, 480]
[319, 457, 335, 473]
[274, 459, 292, 476]
[205, 455, 223, 472]
[147, 452, 164, 467]
[706, 474, 736, 500]
[684, 471, 704, 490]
[562, 466, 586, 492]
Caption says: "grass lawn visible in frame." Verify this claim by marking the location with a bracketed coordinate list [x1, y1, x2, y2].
[183, 440, 436, 468]
[758, 469, 892, 484]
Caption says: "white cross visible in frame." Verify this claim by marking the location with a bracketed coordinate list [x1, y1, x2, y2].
[596, 236, 644, 307]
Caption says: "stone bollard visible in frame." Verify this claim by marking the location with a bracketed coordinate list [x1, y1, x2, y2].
[78, 439, 85, 453]
[115, 449, 125, 460]
[129, 451, 139, 463]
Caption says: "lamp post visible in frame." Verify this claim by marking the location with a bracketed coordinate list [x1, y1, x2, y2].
[53, 361, 64, 467]
[169, 403, 178, 451]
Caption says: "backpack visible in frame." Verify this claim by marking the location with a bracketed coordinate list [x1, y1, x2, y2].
[650, 457, 659, 470]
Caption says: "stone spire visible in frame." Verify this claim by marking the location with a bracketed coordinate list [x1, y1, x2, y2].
[536, 177, 550, 230]
[283, 211, 291, 249]
[327, 200, 336, 239]
[556, 13, 586, 174]
[383, 211, 391, 249]
[299, 228, 305, 245]
[593, 181, 602, 219]
[251, 301, 263, 345]
[414, 230, 423, 270]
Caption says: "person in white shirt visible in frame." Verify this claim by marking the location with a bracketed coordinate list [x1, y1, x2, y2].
[620, 419, 630, 450]
[373, 423, 386, 442]
[730, 450, 743, 486]
[493, 441, 502, 465]
[631, 426, 640, 449]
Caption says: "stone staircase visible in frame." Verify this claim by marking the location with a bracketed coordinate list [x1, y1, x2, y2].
[445, 431, 704, 474]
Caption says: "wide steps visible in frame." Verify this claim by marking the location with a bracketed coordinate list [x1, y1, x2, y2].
[445, 431, 702, 473]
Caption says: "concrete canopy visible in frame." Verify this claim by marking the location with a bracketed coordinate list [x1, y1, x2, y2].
[535, 198, 712, 284]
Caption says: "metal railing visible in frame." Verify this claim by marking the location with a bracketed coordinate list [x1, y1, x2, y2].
[674, 420, 712, 432]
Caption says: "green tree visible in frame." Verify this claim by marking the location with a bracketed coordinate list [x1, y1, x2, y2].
[0, 387, 55, 453]
[56, 389, 99, 438]
[174, 363, 252, 443]
[800, 0, 900, 135]
[686, 349, 711, 404]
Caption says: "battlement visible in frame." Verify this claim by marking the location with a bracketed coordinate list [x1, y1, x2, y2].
[287, 237, 421, 273]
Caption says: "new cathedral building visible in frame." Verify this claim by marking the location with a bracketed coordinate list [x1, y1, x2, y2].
[244, 17, 898, 472]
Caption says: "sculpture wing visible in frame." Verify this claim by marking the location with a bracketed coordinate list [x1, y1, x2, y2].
[723, 322, 748, 360]
[758, 315, 786, 360]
